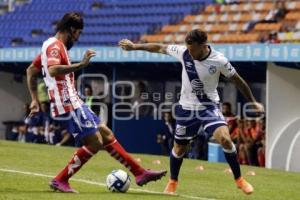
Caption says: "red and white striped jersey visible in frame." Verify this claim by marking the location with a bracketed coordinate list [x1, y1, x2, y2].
[40, 37, 83, 117]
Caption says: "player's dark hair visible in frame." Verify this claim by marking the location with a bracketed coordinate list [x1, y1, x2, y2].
[56, 12, 83, 33]
[185, 29, 207, 45]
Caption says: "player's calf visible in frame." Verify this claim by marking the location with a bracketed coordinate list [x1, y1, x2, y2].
[54, 145, 97, 184]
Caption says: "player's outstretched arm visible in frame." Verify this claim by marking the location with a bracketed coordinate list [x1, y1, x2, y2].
[26, 63, 40, 116]
[119, 39, 167, 54]
[230, 73, 264, 112]
[48, 49, 96, 77]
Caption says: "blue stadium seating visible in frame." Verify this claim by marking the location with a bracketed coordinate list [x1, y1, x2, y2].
[0, 0, 212, 48]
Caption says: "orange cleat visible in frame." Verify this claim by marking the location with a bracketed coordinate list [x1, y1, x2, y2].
[235, 177, 254, 195]
[163, 179, 178, 195]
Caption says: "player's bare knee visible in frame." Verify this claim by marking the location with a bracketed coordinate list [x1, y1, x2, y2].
[213, 126, 229, 140]
[90, 142, 102, 152]
[84, 138, 102, 152]
[99, 124, 113, 137]
[219, 135, 232, 150]
[173, 143, 187, 157]
[98, 124, 115, 144]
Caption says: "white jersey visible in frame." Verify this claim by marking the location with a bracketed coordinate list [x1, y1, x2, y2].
[166, 45, 236, 110]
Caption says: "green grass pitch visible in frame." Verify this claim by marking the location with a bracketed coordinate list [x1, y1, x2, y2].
[0, 140, 299, 200]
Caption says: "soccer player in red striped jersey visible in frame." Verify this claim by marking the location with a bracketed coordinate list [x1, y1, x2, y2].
[26, 12, 166, 193]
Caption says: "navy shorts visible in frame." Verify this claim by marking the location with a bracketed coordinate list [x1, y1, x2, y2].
[56, 104, 100, 141]
[174, 105, 227, 145]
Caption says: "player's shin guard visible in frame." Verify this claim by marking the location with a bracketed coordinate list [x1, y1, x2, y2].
[104, 137, 144, 176]
[55, 146, 97, 182]
[170, 149, 184, 181]
[223, 143, 241, 180]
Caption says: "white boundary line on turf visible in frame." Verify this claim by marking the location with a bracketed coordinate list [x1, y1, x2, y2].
[285, 130, 300, 171]
[0, 168, 216, 200]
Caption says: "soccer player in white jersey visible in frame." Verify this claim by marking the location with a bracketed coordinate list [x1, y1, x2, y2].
[26, 12, 166, 193]
[119, 29, 264, 195]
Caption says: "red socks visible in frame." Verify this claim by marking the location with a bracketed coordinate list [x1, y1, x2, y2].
[104, 138, 144, 176]
[55, 137, 145, 182]
[55, 146, 96, 182]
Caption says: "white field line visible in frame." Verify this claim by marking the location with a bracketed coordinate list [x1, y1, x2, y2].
[0, 168, 216, 200]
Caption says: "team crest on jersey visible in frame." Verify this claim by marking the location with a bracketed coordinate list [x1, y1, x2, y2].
[50, 49, 59, 57]
[85, 120, 93, 128]
[208, 65, 217, 74]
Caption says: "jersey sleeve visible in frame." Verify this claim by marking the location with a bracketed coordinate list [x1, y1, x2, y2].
[219, 56, 236, 78]
[166, 45, 186, 61]
[32, 54, 42, 70]
[46, 43, 62, 66]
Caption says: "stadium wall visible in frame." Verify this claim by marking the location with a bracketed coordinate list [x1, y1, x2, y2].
[114, 118, 165, 154]
[266, 63, 300, 172]
[0, 72, 29, 138]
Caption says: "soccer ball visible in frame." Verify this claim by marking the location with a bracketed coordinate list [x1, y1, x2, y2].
[106, 169, 131, 193]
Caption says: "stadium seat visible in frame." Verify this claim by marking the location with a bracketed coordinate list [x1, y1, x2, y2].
[285, 12, 300, 21]
[0, 0, 212, 47]
[141, 0, 300, 44]
[254, 22, 282, 32]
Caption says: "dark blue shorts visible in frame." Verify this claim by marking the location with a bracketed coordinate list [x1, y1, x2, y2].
[56, 104, 100, 141]
[174, 105, 227, 145]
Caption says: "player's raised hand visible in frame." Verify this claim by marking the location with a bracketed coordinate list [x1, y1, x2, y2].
[119, 39, 136, 51]
[80, 49, 96, 67]
[29, 99, 40, 117]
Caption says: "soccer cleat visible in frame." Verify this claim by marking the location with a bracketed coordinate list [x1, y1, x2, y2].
[135, 169, 167, 186]
[49, 179, 78, 193]
[235, 177, 254, 195]
[163, 179, 178, 195]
